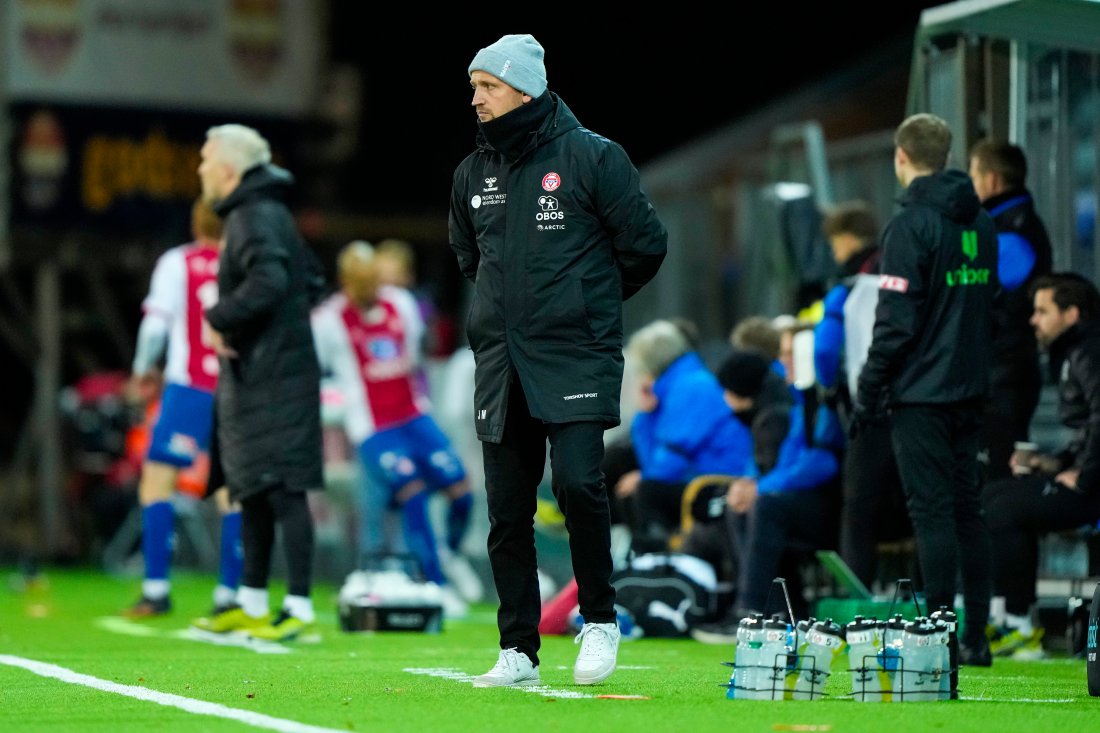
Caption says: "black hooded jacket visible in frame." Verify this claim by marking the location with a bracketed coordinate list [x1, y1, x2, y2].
[857, 169, 999, 408]
[205, 164, 324, 499]
[449, 93, 668, 442]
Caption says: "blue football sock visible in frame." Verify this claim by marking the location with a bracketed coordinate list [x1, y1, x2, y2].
[142, 501, 175, 582]
[446, 493, 473, 553]
[402, 492, 445, 585]
[219, 511, 243, 591]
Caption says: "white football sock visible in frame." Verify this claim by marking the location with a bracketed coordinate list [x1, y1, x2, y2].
[142, 579, 170, 600]
[1005, 612, 1033, 636]
[237, 586, 269, 618]
[989, 596, 1007, 627]
[283, 595, 315, 623]
[212, 584, 236, 608]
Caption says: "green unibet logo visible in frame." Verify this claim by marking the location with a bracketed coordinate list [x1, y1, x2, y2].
[946, 263, 990, 287]
[948, 230, 989, 286]
[962, 230, 978, 261]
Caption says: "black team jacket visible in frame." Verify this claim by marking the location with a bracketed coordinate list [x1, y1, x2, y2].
[857, 169, 999, 409]
[984, 187, 1053, 392]
[449, 92, 668, 442]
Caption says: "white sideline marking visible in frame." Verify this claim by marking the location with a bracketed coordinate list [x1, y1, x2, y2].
[404, 667, 594, 698]
[0, 655, 343, 733]
[959, 695, 1074, 703]
[94, 617, 290, 654]
[553, 664, 653, 671]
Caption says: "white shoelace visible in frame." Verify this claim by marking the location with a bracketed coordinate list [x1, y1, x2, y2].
[574, 624, 615, 657]
[490, 648, 526, 675]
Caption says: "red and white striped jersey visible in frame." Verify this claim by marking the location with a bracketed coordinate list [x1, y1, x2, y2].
[135, 241, 220, 392]
[311, 286, 429, 444]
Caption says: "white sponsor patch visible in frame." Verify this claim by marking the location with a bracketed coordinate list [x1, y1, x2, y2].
[879, 274, 909, 293]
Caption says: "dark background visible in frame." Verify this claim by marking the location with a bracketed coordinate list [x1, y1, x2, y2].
[327, 4, 948, 218]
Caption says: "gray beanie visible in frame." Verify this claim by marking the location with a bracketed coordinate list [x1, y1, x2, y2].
[468, 33, 547, 97]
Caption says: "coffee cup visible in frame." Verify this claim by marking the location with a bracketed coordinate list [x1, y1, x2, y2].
[1013, 441, 1039, 474]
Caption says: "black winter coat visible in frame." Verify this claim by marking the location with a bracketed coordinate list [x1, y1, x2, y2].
[449, 93, 667, 442]
[857, 169, 999, 408]
[1048, 321, 1100, 495]
[205, 164, 324, 500]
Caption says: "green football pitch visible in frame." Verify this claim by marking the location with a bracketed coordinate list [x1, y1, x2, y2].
[0, 567, 1096, 732]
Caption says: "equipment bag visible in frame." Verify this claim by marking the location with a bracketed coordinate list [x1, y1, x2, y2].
[1088, 581, 1100, 696]
[609, 552, 718, 637]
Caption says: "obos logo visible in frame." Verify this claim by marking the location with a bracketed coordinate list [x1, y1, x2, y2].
[542, 172, 560, 192]
[537, 195, 563, 220]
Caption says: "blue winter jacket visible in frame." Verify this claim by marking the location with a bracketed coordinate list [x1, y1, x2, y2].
[631, 353, 753, 482]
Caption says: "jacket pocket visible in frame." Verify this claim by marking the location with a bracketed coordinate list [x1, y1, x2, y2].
[529, 278, 594, 342]
[466, 286, 492, 351]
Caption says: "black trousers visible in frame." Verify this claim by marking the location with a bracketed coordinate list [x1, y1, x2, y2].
[840, 416, 911, 587]
[240, 487, 314, 597]
[482, 378, 615, 666]
[984, 475, 1100, 615]
[890, 402, 991, 643]
[728, 486, 837, 615]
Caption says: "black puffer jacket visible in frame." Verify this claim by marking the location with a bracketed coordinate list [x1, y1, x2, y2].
[449, 93, 667, 441]
[205, 164, 324, 500]
[1048, 321, 1100, 495]
[857, 169, 999, 407]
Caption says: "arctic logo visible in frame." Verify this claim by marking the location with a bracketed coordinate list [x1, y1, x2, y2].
[563, 392, 597, 400]
[879, 274, 909, 293]
[537, 195, 563, 220]
[483, 177, 498, 192]
[542, 172, 560, 191]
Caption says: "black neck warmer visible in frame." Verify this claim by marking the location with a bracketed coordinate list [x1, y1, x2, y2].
[479, 92, 553, 162]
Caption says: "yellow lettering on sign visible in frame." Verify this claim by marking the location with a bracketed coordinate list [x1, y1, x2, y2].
[82, 131, 201, 212]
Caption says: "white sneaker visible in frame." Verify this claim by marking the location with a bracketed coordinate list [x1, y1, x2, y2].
[472, 648, 540, 688]
[573, 622, 620, 685]
[440, 549, 485, 603]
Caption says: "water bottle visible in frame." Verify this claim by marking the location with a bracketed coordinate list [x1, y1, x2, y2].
[759, 615, 792, 700]
[929, 618, 951, 700]
[898, 618, 938, 701]
[879, 615, 907, 701]
[793, 618, 843, 700]
[929, 606, 958, 700]
[1086, 582, 1099, 697]
[731, 613, 765, 699]
[785, 618, 815, 698]
[846, 615, 884, 702]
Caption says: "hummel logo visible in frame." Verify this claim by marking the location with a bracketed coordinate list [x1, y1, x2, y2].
[483, 177, 498, 192]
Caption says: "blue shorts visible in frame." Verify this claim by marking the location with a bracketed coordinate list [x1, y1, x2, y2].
[147, 383, 214, 468]
[358, 414, 467, 496]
